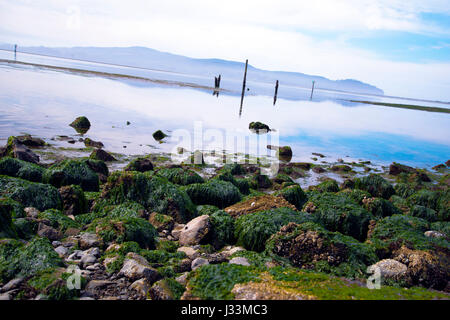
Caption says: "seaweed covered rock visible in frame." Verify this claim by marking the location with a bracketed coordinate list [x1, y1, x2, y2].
[99, 171, 195, 223]
[4, 136, 40, 164]
[235, 208, 314, 252]
[69, 116, 91, 134]
[124, 157, 154, 172]
[83, 159, 109, 182]
[275, 185, 307, 210]
[209, 210, 235, 248]
[0, 157, 44, 182]
[392, 245, 449, 290]
[149, 278, 185, 300]
[225, 195, 296, 218]
[84, 138, 104, 149]
[249, 122, 270, 133]
[213, 170, 249, 195]
[368, 214, 449, 257]
[277, 146, 293, 162]
[220, 163, 245, 176]
[38, 209, 81, 233]
[338, 189, 371, 205]
[266, 222, 378, 278]
[303, 192, 372, 241]
[152, 130, 167, 141]
[407, 189, 440, 212]
[250, 173, 272, 190]
[149, 212, 174, 232]
[394, 183, 416, 199]
[308, 179, 339, 193]
[183, 263, 259, 300]
[0, 198, 17, 238]
[157, 167, 204, 185]
[0, 197, 25, 219]
[354, 174, 395, 199]
[13, 218, 38, 240]
[43, 159, 99, 192]
[14, 134, 45, 148]
[0, 175, 62, 211]
[185, 180, 242, 209]
[362, 197, 401, 218]
[0, 237, 63, 283]
[88, 216, 157, 249]
[59, 185, 88, 216]
[389, 162, 416, 176]
[409, 205, 437, 222]
[90, 149, 116, 162]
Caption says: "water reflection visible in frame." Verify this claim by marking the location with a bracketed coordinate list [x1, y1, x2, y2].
[0, 62, 449, 168]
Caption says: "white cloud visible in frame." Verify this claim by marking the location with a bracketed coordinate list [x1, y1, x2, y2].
[1, 0, 450, 100]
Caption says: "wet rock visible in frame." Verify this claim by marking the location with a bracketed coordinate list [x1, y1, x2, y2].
[124, 157, 154, 172]
[312, 152, 325, 158]
[330, 165, 352, 172]
[179, 215, 211, 246]
[84, 138, 104, 149]
[120, 252, 160, 283]
[129, 278, 150, 297]
[69, 116, 91, 134]
[312, 166, 325, 174]
[59, 185, 88, 216]
[90, 149, 116, 162]
[393, 246, 449, 290]
[191, 257, 209, 270]
[367, 259, 408, 282]
[277, 146, 293, 162]
[389, 162, 416, 175]
[424, 230, 446, 238]
[152, 130, 167, 141]
[37, 223, 62, 241]
[225, 195, 296, 218]
[229, 257, 250, 266]
[16, 134, 45, 147]
[6, 137, 40, 164]
[446, 160, 450, 167]
[79, 232, 103, 250]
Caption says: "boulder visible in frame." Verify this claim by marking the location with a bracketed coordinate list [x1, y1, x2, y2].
[389, 162, 416, 175]
[191, 257, 209, 270]
[90, 149, 116, 162]
[78, 232, 103, 250]
[124, 158, 154, 172]
[367, 259, 408, 282]
[59, 185, 88, 216]
[69, 116, 91, 134]
[84, 138, 104, 149]
[6, 137, 39, 164]
[119, 252, 160, 283]
[178, 215, 211, 246]
[224, 195, 296, 218]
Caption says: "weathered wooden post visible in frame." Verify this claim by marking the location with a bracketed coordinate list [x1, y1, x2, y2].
[239, 59, 248, 117]
[273, 80, 279, 105]
[310, 80, 315, 100]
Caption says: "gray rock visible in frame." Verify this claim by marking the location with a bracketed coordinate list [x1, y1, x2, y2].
[129, 278, 150, 297]
[37, 223, 62, 241]
[86, 263, 101, 271]
[10, 139, 40, 164]
[1, 278, 24, 292]
[67, 250, 83, 261]
[191, 257, 209, 270]
[367, 259, 408, 280]
[424, 230, 445, 238]
[79, 232, 102, 250]
[84, 280, 115, 294]
[80, 254, 97, 268]
[229, 257, 250, 266]
[179, 215, 211, 246]
[119, 252, 160, 283]
[175, 272, 189, 286]
[0, 292, 12, 300]
[177, 246, 199, 259]
[55, 246, 69, 257]
[84, 247, 101, 258]
[52, 241, 62, 247]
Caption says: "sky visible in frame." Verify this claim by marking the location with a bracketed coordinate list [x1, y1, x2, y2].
[1, 0, 450, 101]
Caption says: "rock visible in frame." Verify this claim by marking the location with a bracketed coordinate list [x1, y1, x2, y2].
[225, 195, 296, 218]
[120, 252, 160, 283]
[0, 292, 12, 300]
[124, 158, 154, 172]
[52, 241, 62, 247]
[177, 246, 199, 259]
[229, 257, 250, 266]
[79, 232, 102, 250]
[148, 279, 179, 300]
[367, 259, 408, 281]
[59, 185, 88, 216]
[15, 134, 45, 147]
[231, 281, 307, 300]
[85, 247, 101, 258]
[80, 254, 97, 269]
[152, 130, 167, 141]
[103, 256, 119, 270]
[249, 122, 270, 133]
[7, 138, 40, 164]
[178, 215, 211, 246]
[69, 116, 91, 134]
[221, 246, 245, 257]
[24, 207, 39, 219]
[90, 149, 116, 162]
[129, 278, 150, 297]
[393, 246, 449, 290]
[312, 152, 325, 158]
[84, 138, 104, 149]
[175, 272, 189, 286]
[37, 223, 62, 241]
[277, 146, 293, 162]
[67, 250, 83, 262]
[191, 257, 209, 270]
[54, 245, 69, 257]
[424, 230, 446, 238]
[389, 162, 415, 175]
[446, 159, 450, 167]
[149, 212, 174, 232]
[432, 164, 446, 170]
[84, 280, 115, 295]
[330, 165, 352, 172]
[174, 258, 193, 273]
[312, 166, 326, 174]
[1, 277, 24, 292]
[86, 263, 101, 271]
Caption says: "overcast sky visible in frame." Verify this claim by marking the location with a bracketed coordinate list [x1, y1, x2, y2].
[1, 0, 450, 101]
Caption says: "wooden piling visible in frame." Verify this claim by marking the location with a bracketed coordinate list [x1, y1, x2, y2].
[239, 59, 248, 117]
[273, 80, 279, 105]
[310, 80, 315, 100]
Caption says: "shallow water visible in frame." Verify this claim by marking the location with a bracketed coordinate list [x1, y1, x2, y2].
[0, 59, 449, 169]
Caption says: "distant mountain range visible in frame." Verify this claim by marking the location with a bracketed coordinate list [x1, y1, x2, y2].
[0, 44, 384, 95]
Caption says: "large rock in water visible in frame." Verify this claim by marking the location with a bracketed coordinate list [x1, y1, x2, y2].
[178, 215, 211, 246]
[4, 137, 40, 164]
[69, 116, 91, 134]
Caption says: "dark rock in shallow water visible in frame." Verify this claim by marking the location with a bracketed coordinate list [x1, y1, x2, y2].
[249, 122, 270, 133]
[389, 162, 416, 175]
[277, 146, 293, 162]
[312, 166, 326, 174]
[312, 152, 325, 158]
[90, 149, 116, 162]
[69, 116, 91, 134]
[152, 130, 167, 141]
[84, 138, 104, 149]
[15, 135, 45, 148]
[124, 157, 154, 172]
[5, 137, 40, 164]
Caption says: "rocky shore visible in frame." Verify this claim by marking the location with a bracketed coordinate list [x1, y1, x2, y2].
[0, 125, 449, 300]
